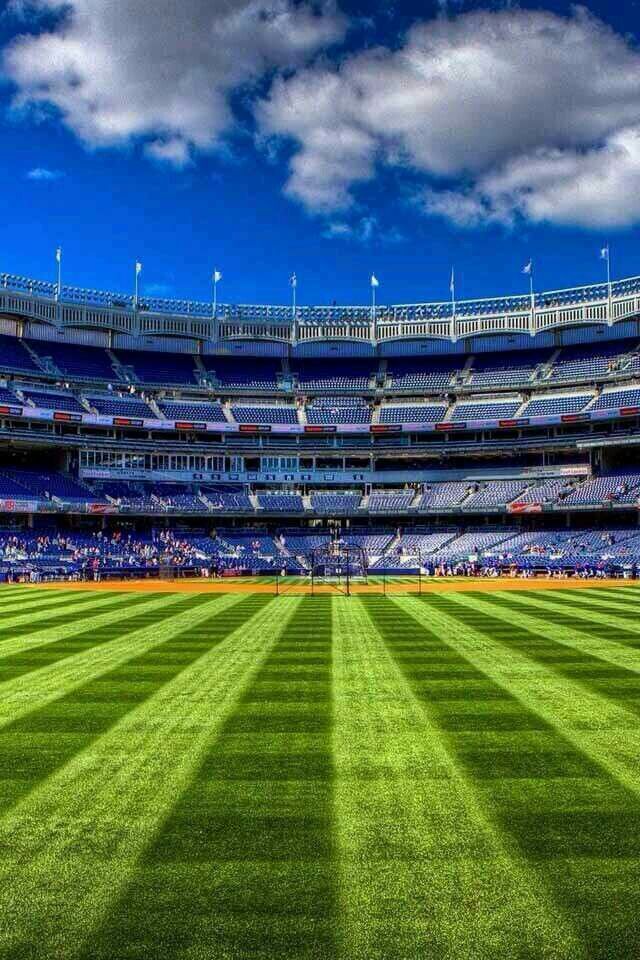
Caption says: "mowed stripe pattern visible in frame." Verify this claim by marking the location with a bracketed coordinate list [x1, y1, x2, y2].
[1, 586, 640, 958]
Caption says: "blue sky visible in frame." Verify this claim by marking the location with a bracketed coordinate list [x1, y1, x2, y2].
[1, 0, 640, 307]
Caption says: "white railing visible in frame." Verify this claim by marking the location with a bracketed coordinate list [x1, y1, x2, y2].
[1, 270, 639, 345]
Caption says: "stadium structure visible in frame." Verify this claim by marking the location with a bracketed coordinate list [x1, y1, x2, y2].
[5, 264, 640, 960]
[1, 267, 640, 580]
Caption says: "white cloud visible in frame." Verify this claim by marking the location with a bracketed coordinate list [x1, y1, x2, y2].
[323, 214, 405, 244]
[257, 7, 640, 227]
[26, 166, 65, 180]
[422, 127, 640, 229]
[4, 0, 346, 165]
[145, 138, 192, 168]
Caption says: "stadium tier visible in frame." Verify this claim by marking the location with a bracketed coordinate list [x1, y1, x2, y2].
[157, 400, 225, 421]
[230, 404, 298, 424]
[200, 356, 282, 390]
[379, 403, 447, 423]
[0, 268, 639, 580]
[87, 394, 153, 418]
[112, 348, 200, 386]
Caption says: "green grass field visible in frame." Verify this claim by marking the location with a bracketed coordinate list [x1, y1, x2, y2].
[1, 584, 640, 959]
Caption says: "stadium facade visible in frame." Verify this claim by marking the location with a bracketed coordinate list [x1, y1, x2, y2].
[2, 268, 640, 579]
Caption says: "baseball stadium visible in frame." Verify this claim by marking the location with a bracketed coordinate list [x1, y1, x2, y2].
[1, 265, 640, 957]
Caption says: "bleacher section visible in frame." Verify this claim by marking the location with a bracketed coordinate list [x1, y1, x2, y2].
[462, 480, 528, 509]
[592, 387, 640, 410]
[88, 394, 153, 418]
[2, 469, 94, 501]
[549, 340, 640, 382]
[561, 474, 640, 505]
[519, 394, 592, 416]
[379, 403, 447, 423]
[450, 400, 521, 421]
[468, 350, 552, 387]
[22, 389, 85, 413]
[509, 479, 574, 506]
[386, 357, 458, 391]
[439, 530, 515, 559]
[310, 492, 362, 514]
[202, 489, 253, 512]
[158, 400, 225, 421]
[0, 336, 40, 374]
[306, 397, 371, 424]
[293, 359, 372, 392]
[0, 387, 18, 404]
[30, 341, 116, 381]
[368, 490, 414, 513]
[201, 357, 282, 390]
[231, 404, 298, 424]
[418, 482, 472, 510]
[257, 493, 305, 512]
[113, 349, 199, 386]
[6, 470, 640, 516]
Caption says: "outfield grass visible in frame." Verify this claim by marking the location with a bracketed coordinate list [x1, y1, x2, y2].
[0, 585, 639, 959]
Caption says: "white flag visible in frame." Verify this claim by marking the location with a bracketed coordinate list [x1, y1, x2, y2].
[213, 270, 222, 283]
[523, 259, 533, 275]
[55, 247, 62, 263]
[370, 274, 379, 288]
[135, 261, 143, 275]
[290, 273, 297, 288]
[450, 267, 455, 296]
[600, 245, 609, 261]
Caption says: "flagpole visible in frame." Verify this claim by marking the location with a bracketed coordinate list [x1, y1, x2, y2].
[530, 268, 535, 335]
[450, 268, 456, 341]
[56, 248, 62, 301]
[134, 262, 140, 310]
[530, 271, 534, 309]
[605, 245, 612, 324]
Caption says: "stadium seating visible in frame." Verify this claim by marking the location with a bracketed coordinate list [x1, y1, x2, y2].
[201, 356, 282, 390]
[462, 480, 528, 508]
[343, 532, 395, 554]
[561, 474, 640, 505]
[231, 404, 298, 424]
[87, 394, 154, 418]
[257, 493, 305, 512]
[113, 349, 199, 386]
[310, 492, 363, 514]
[21, 389, 85, 413]
[158, 400, 225, 421]
[306, 397, 371, 423]
[509, 478, 575, 505]
[30, 341, 116, 381]
[518, 394, 592, 417]
[386, 357, 459, 391]
[418, 482, 473, 510]
[0, 335, 41, 374]
[450, 400, 521, 421]
[439, 529, 517, 558]
[549, 340, 639, 382]
[3, 469, 94, 500]
[467, 349, 552, 387]
[202, 488, 254, 511]
[293, 359, 373, 392]
[368, 490, 414, 512]
[379, 403, 447, 423]
[372, 531, 458, 569]
[0, 386, 20, 404]
[592, 387, 640, 410]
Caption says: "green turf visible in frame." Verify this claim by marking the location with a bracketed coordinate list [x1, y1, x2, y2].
[1, 586, 640, 959]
